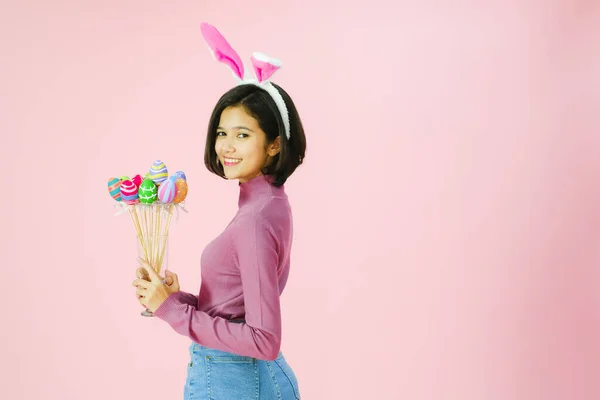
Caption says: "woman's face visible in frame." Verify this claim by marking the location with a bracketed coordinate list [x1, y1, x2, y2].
[215, 105, 280, 183]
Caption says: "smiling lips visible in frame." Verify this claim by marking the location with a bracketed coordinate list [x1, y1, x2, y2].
[223, 157, 241, 166]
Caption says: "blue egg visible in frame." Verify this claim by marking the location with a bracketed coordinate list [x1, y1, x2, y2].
[172, 171, 186, 181]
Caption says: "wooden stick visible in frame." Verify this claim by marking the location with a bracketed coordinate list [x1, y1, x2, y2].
[147, 205, 152, 261]
[136, 206, 150, 262]
[152, 204, 162, 271]
[141, 205, 149, 261]
[157, 203, 175, 275]
[142, 205, 148, 239]
[130, 205, 149, 262]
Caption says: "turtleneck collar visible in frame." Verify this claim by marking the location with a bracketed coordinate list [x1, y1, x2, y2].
[238, 174, 280, 208]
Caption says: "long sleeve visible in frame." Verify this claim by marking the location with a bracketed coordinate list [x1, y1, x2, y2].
[153, 216, 282, 361]
[177, 291, 199, 308]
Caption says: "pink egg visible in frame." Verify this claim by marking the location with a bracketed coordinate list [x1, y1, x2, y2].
[120, 180, 139, 204]
[157, 177, 176, 203]
[132, 174, 143, 188]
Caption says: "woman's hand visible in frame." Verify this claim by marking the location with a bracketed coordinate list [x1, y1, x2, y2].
[162, 270, 181, 293]
[132, 258, 180, 312]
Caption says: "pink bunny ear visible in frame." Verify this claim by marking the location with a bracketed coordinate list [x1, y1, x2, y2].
[200, 22, 244, 80]
[251, 52, 282, 82]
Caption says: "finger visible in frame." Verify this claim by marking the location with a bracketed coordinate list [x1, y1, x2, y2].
[132, 279, 151, 289]
[166, 270, 179, 281]
[164, 270, 176, 285]
[137, 258, 162, 284]
[165, 270, 178, 282]
[136, 267, 150, 280]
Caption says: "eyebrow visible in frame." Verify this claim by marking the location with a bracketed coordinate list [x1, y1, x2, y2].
[217, 126, 255, 132]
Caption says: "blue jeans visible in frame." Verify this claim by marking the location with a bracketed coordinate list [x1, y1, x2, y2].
[184, 342, 301, 400]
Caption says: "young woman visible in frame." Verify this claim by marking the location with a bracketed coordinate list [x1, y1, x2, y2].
[132, 23, 306, 400]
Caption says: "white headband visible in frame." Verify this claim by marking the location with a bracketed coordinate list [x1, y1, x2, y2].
[200, 23, 291, 139]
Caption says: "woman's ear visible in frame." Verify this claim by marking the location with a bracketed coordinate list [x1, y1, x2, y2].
[268, 136, 281, 157]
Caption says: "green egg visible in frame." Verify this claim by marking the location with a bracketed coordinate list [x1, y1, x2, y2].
[120, 175, 130, 181]
[138, 179, 157, 204]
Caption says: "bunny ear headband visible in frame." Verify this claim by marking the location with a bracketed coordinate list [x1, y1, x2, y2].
[200, 22, 291, 140]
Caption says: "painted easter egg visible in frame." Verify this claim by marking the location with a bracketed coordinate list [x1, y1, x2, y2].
[120, 175, 130, 181]
[107, 177, 122, 201]
[173, 178, 188, 203]
[132, 174, 143, 188]
[138, 179, 157, 204]
[157, 177, 177, 203]
[149, 160, 168, 185]
[172, 171, 187, 181]
[144, 172, 151, 179]
[120, 180, 139, 204]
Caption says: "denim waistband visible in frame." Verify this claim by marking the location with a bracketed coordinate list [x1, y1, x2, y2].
[189, 341, 283, 361]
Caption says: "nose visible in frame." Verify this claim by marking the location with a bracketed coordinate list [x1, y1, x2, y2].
[219, 136, 235, 154]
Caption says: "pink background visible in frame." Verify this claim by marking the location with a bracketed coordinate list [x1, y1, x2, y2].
[2, 1, 600, 399]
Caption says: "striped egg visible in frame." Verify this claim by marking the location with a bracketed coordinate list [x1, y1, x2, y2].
[173, 178, 188, 203]
[139, 179, 157, 204]
[149, 160, 168, 185]
[108, 177, 122, 201]
[132, 174, 143, 188]
[120, 180, 139, 204]
[172, 171, 187, 181]
[157, 177, 177, 203]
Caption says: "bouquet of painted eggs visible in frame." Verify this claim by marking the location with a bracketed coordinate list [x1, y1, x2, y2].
[107, 160, 188, 298]
[108, 160, 188, 206]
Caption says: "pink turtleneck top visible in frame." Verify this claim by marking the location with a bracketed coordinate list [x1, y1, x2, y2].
[153, 174, 293, 361]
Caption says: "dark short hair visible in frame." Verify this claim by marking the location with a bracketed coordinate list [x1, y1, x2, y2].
[204, 83, 306, 187]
